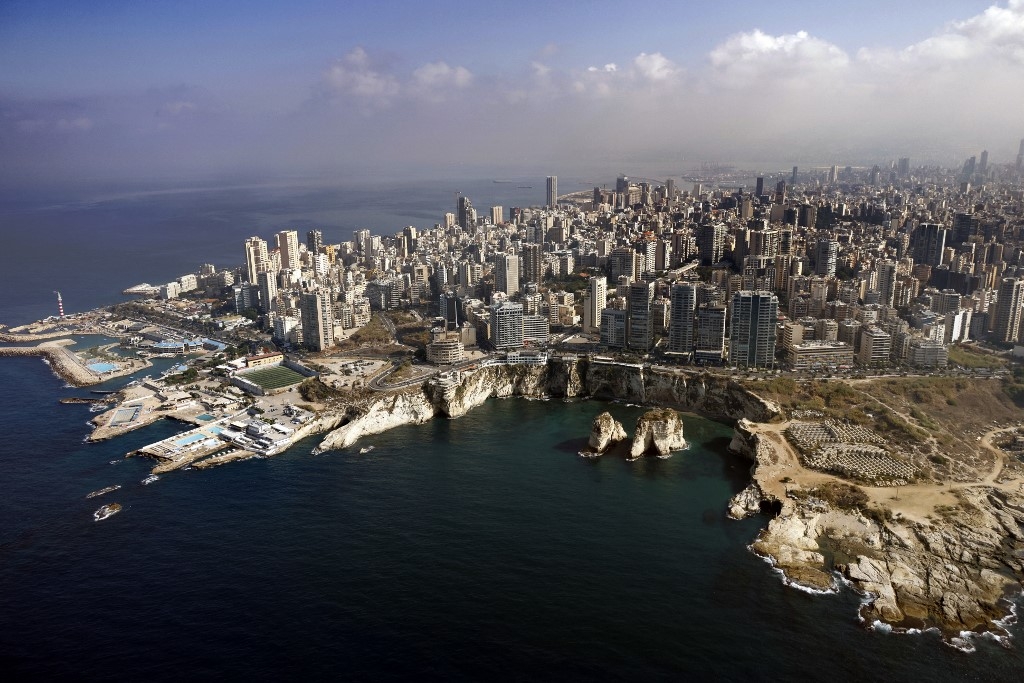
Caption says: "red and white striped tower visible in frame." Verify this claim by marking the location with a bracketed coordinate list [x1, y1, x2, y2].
[54, 291, 64, 318]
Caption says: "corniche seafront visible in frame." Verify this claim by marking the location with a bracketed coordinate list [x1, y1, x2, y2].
[3, 178, 1024, 679]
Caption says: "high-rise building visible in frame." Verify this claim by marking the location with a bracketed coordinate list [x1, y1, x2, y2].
[584, 276, 607, 334]
[546, 176, 558, 208]
[490, 206, 503, 225]
[695, 305, 726, 363]
[755, 177, 764, 197]
[490, 300, 524, 349]
[600, 307, 628, 348]
[897, 157, 910, 177]
[668, 282, 697, 354]
[814, 238, 838, 277]
[300, 289, 335, 351]
[876, 259, 898, 307]
[979, 150, 989, 175]
[521, 243, 542, 286]
[627, 281, 655, 351]
[244, 236, 269, 284]
[697, 223, 726, 264]
[857, 326, 891, 367]
[728, 290, 778, 368]
[306, 229, 323, 254]
[257, 270, 278, 315]
[494, 253, 520, 296]
[791, 166, 798, 184]
[910, 223, 949, 267]
[994, 277, 1024, 344]
[276, 230, 300, 271]
[457, 195, 474, 229]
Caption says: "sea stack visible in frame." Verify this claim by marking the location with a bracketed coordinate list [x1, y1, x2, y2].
[630, 408, 687, 458]
[587, 411, 627, 454]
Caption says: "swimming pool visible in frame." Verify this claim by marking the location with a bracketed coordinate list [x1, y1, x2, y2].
[88, 362, 116, 373]
[197, 414, 215, 421]
[175, 433, 206, 447]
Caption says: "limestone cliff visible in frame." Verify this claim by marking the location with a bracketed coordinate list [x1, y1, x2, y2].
[629, 408, 687, 458]
[313, 390, 435, 453]
[314, 358, 780, 455]
[587, 412, 627, 454]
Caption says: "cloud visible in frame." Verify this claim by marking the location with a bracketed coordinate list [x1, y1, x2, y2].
[709, 29, 849, 87]
[409, 61, 472, 104]
[859, 0, 1024, 68]
[323, 47, 401, 104]
[633, 52, 678, 81]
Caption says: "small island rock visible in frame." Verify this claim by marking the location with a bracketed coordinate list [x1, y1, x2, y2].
[630, 408, 687, 458]
[587, 411, 627, 454]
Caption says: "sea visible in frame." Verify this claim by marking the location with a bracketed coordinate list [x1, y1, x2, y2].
[1, 177, 1023, 680]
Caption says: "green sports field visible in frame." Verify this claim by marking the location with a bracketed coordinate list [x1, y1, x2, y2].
[241, 365, 306, 390]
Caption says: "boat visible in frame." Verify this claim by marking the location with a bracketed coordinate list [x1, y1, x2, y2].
[359, 445, 375, 454]
[86, 485, 121, 499]
[517, 185, 533, 189]
[93, 503, 122, 521]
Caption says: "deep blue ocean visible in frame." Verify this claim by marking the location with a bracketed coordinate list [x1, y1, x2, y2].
[1, 179, 1023, 680]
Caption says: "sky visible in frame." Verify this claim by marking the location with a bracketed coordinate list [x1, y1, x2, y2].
[1, 0, 1021, 188]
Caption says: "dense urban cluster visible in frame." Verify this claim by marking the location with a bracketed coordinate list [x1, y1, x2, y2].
[149, 143, 1024, 372]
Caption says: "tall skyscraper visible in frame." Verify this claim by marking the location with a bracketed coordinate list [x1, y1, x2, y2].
[627, 281, 655, 351]
[897, 157, 910, 177]
[546, 176, 558, 208]
[728, 291, 778, 368]
[306, 229, 323, 254]
[494, 253, 520, 296]
[490, 206, 503, 225]
[584, 275, 607, 334]
[697, 223, 726, 265]
[668, 282, 697, 354]
[979, 150, 989, 175]
[755, 176, 764, 197]
[520, 243, 542, 286]
[276, 230, 300, 271]
[814, 238, 838, 277]
[300, 289, 335, 351]
[244, 236, 269, 284]
[457, 195, 474, 229]
[257, 270, 278, 315]
[910, 223, 949, 267]
[791, 166, 798, 184]
[995, 277, 1024, 344]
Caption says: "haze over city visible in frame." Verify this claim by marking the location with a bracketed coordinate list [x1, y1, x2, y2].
[2, 0, 1023, 187]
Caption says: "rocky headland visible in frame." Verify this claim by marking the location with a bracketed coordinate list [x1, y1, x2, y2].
[728, 417, 1024, 646]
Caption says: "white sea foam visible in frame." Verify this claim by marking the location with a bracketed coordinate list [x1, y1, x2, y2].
[869, 620, 892, 634]
[141, 475, 159, 485]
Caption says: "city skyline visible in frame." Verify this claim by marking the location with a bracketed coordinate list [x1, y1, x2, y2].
[2, 0, 1022, 187]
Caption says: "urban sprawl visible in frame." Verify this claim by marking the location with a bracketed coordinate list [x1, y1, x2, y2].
[137, 145, 1024, 375]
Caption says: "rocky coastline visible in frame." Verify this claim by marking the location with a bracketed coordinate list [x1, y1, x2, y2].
[727, 418, 1024, 646]
[31, 336, 1022, 644]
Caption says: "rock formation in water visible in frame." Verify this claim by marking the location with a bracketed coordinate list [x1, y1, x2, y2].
[587, 411, 627, 454]
[629, 408, 687, 458]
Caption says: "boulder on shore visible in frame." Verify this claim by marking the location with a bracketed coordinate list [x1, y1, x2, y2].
[587, 411, 627, 454]
[630, 408, 687, 458]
